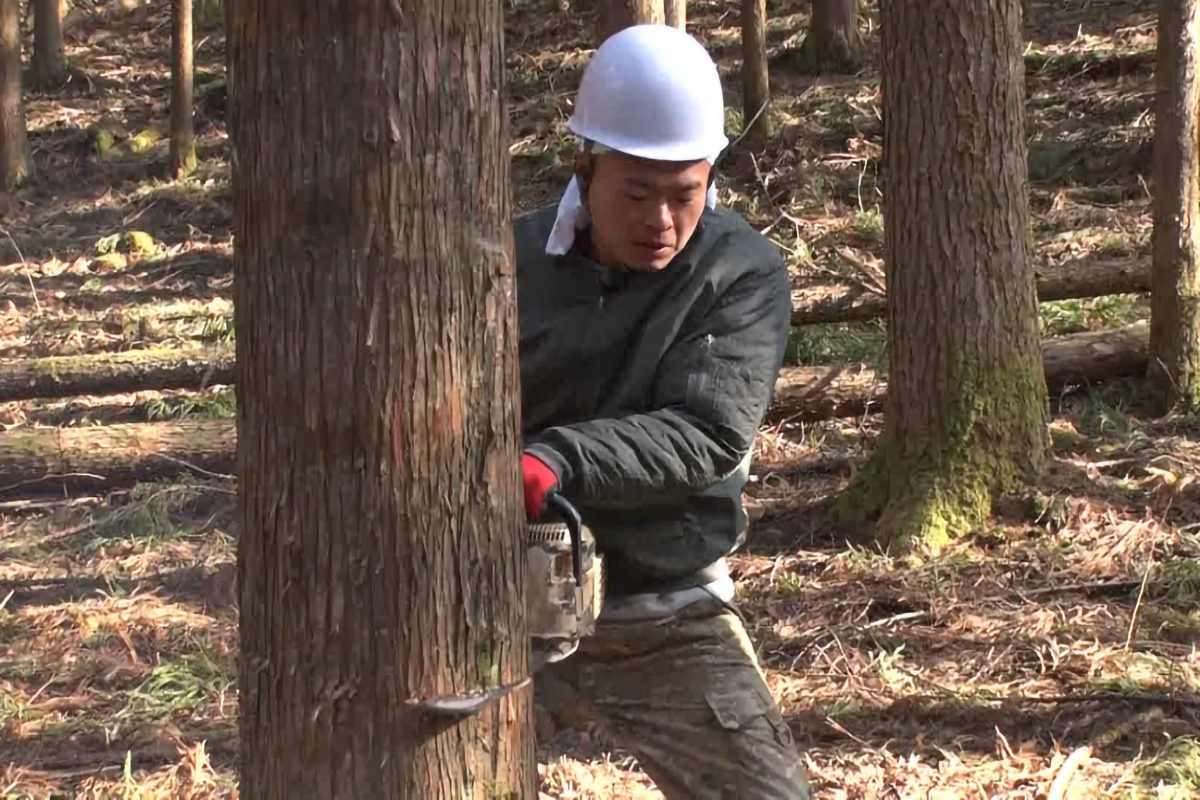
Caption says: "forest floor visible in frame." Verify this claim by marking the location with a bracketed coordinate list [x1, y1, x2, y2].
[2, 0, 1198, 797]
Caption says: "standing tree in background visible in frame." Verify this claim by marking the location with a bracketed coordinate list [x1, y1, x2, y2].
[742, 0, 769, 143]
[665, 0, 684, 29]
[0, 0, 31, 189]
[839, 0, 1049, 553]
[598, 0, 664, 42]
[227, 0, 534, 794]
[1150, 0, 1200, 413]
[169, 0, 196, 178]
[31, 0, 68, 88]
[797, 0, 860, 74]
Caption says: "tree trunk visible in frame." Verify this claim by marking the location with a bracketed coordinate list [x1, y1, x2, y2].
[797, 0, 860, 74]
[0, 420, 236, 498]
[169, 0, 196, 178]
[227, 0, 533, 796]
[0, 0, 32, 189]
[0, 325, 1147, 499]
[664, 0, 684, 29]
[597, 0, 664, 42]
[1150, 0, 1200, 413]
[791, 256, 1152, 326]
[0, 347, 235, 402]
[742, 0, 769, 143]
[839, 0, 1050, 554]
[31, 0, 67, 89]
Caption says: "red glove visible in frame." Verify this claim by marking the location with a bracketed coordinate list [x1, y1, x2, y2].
[522, 452, 559, 520]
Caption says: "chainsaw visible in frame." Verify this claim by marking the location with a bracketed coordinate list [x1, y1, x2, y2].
[412, 491, 605, 717]
[527, 492, 605, 671]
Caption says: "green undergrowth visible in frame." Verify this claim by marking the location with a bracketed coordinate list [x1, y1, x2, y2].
[1040, 294, 1148, 336]
[89, 491, 189, 550]
[119, 644, 231, 723]
[1067, 391, 1137, 439]
[787, 320, 887, 366]
[147, 387, 236, 421]
[1136, 737, 1200, 798]
[1152, 557, 1200, 606]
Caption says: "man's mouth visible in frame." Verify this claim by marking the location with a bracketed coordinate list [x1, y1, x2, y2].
[636, 241, 672, 255]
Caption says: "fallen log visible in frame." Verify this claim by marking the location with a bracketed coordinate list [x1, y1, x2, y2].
[0, 420, 235, 497]
[791, 257, 1151, 326]
[0, 325, 1150, 495]
[0, 347, 235, 403]
[767, 322, 1149, 423]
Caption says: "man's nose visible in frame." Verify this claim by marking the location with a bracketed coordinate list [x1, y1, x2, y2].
[648, 201, 671, 232]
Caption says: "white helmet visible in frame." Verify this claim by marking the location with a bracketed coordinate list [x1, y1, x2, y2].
[568, 25, 728, 163]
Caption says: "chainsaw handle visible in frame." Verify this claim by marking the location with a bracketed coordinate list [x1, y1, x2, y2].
[544, 492, 584, 588]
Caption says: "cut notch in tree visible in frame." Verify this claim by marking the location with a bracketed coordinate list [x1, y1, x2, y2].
[839, 0, 1050, 555]
[1149, 0, 1200, 414]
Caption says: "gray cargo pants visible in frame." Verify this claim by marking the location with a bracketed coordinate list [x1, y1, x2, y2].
[534, 598, 811, 799]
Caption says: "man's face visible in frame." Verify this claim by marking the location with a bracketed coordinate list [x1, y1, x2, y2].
[582, 151, 712, 271]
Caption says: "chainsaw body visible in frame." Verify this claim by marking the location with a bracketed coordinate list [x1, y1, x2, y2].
[527, 493, 604, 669]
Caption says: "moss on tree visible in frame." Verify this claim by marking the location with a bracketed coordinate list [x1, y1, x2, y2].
[838, 351, 1049, 556]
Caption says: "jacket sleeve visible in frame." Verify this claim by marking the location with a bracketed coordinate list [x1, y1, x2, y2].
[524, 250, 792, 509]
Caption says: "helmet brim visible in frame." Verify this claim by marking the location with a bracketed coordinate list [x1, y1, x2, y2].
[568, 120, 729, 165]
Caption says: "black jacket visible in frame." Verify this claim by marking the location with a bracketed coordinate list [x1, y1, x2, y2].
[516, 204, 791, 594]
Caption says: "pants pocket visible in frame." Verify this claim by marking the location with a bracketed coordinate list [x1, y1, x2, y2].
[705, 683, 794, 748]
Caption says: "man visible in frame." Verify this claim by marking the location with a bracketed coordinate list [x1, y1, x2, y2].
[516, 25, 811, 799]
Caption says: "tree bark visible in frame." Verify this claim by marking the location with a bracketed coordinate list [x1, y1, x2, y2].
[664, 0, 684, 29]
[0, 420, 236, 498]
[1150, 0, 1200, 413]
[597, 0, 664, 42]
[0, 347, 235, 402]
[169, 0, 196, 178]
[227, 0, 533, 796]
[840, 0, 1050, 553]
[791, 256, 1152, 326]
[742, 0, 769, 144]
[0, 0, 32, 189]
[31, 0, 67, 88]
[797, 0, 860, 74]
[0, 326, 1147, 499]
